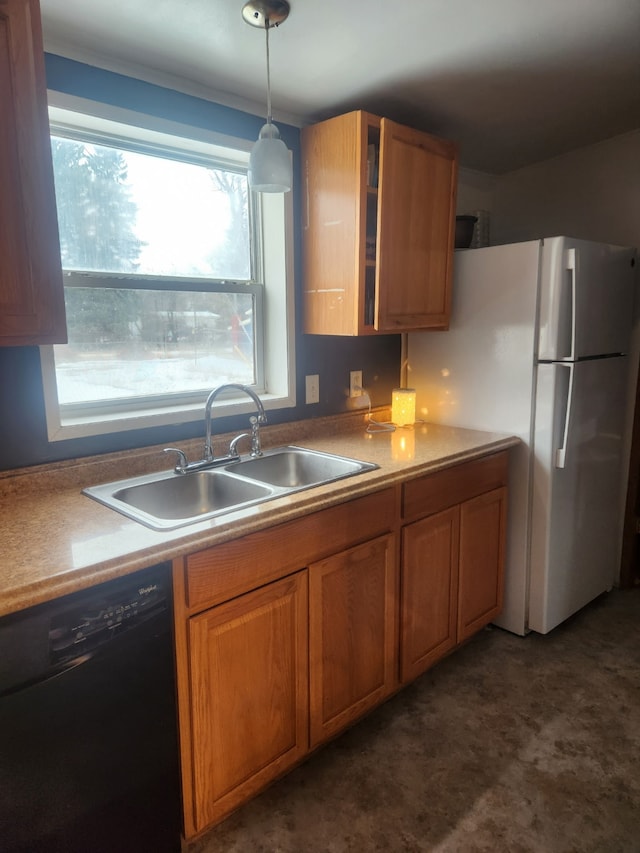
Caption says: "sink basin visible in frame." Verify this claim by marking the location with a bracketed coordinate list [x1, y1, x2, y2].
[226, 446, 377, 488]
[84, 470, 274, 530]
[84, 446, 378, 531]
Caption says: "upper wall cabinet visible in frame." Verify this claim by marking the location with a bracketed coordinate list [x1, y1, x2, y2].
[0, 0, 66, 345]
[302, 110, 458, 336]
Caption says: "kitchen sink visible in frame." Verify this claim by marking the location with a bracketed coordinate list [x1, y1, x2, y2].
[85, 469, 275, 530]
[113, 471, 274, 522]
[83, 446, 378, 531]
[226, 446, 374, 488]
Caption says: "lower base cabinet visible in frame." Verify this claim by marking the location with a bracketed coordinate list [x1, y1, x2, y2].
[188, 572, 308, 833]
[309, 534, 397, 748]
[400, 453, 508, 683]
[173, 453, 509, 840]
[173, 488, 397, 839]
[401, 506, 460, 681]
[457, 487, 507, 642]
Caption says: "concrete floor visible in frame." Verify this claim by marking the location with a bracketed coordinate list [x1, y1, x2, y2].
[190, 589, 640, 853]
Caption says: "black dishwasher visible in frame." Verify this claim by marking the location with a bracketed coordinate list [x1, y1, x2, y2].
[0, 563, 181, 853]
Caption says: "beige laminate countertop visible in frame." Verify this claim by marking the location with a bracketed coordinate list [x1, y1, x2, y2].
[0, 411, 519, 618]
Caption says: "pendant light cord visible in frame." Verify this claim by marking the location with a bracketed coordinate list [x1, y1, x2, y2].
[265, 18, 272, 124]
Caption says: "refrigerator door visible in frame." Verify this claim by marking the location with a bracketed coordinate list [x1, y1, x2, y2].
[411, 241, 541, 434]
[409, 240, 542, 635]
[538, 237, 635, 360]
[529, 356, 629, 634]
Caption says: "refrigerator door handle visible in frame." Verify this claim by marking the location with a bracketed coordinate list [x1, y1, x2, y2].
[555, 362, 574, 468]
[565, 247, 577, 360]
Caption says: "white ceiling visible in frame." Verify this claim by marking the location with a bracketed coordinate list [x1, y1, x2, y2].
[40, 0, 640, 174]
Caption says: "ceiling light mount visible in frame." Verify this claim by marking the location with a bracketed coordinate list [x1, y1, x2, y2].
[242, 0, 290, 30]
[242, 0, 292, 193]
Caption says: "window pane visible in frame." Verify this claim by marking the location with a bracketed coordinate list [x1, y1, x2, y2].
[54, 288, 255, 405]
[51, 136, 251, 280]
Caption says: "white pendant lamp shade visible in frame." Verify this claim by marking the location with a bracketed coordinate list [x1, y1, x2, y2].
[243, 0, 291, 194]
[249, 122, 292, 193]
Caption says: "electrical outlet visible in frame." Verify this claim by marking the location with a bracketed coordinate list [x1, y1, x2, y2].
[305, 374, 320, 404]
[350, 370, 363, 398]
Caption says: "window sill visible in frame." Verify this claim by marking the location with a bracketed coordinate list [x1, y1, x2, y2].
[45, 391, 295, 442]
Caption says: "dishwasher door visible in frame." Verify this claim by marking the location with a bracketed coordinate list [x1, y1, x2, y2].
[0, 564, 181, 853]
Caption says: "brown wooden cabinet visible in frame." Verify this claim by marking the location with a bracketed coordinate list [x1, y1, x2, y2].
[400, 453, 508, 683]
[173, 488, 397, 839]
[172, 458, 508, 838]
[400, 506, 459, 682]
[458, 488, 507, 642]
[0, 0, 66, 344]
[302, 110, 457, 336]
[187, 572, 308, 834]
[309, 534, 398, 748]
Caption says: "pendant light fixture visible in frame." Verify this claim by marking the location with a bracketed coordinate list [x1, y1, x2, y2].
[242, 0, 292, 193]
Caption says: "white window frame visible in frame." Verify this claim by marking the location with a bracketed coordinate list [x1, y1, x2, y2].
[40, 92, 295, 442]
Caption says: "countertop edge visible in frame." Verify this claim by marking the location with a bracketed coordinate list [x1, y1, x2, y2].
[1, 420, 520, 618]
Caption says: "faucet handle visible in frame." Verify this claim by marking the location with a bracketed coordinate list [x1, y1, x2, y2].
[164, 447, 188, 474]
[229, 432, 251, 457]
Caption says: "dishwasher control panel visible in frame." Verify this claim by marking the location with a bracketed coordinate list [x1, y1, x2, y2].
[49, 573, 168, 664]
[0, 563, 170, 696]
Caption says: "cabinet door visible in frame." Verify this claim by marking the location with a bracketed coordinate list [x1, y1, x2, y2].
[309, 534, 397, 747]
[188, 572, 308, 832]
[400, 506, 459, 683]
[458, 487, 507, 642]
[376, 119, 457, 332]
[0, 0, 66, 344]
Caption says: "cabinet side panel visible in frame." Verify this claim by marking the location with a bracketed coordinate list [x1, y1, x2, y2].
[0, 12, 29, 316]
[0, 0, 66, 344]
[302, 111, 364, 335]
[172, 558, 196, 838]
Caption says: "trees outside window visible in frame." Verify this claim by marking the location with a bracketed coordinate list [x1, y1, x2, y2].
[40, 100, 293, 442]
[48, 132, 259, 406]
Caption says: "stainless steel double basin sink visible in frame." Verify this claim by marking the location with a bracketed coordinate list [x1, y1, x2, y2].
[83, 446, 378, 531]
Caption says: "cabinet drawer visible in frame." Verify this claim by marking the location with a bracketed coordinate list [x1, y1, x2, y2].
[402, 452, 509, 522]
[183, 488, 397, 612]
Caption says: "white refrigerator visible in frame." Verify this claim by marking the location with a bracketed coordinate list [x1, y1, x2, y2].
[409, 236, 637, 634]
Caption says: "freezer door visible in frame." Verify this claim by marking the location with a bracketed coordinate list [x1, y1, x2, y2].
[538, 237, 635, 360]
[529, 356, 629, 634]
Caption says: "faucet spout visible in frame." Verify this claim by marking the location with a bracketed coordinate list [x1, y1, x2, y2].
[164, 385, 267, 475]
[204, 383, 267, 462]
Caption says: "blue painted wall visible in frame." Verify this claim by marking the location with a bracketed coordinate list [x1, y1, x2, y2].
[0, 56, 400, 470]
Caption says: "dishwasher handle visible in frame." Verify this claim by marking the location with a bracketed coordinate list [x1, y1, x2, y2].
[0, 651, 96, 699]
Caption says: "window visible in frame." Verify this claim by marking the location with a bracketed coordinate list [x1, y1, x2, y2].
[41, 95, 294, 441]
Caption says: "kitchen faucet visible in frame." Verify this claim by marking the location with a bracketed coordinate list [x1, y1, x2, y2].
[164, 383, 267, 474]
